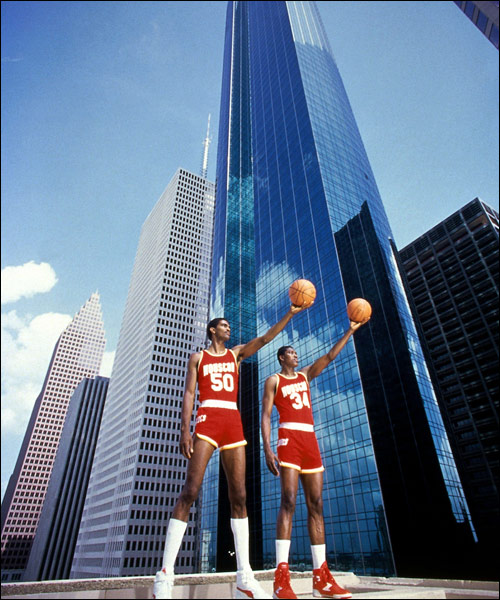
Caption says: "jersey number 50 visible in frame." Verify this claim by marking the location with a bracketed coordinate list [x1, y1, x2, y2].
[211, 373, 234, 392]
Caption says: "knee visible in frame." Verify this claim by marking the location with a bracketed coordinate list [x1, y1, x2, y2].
[229, 485, 247, 512]
[306, 494, 323, 517]
[281, 489, 297, 515]
[179, 482, 199, 508]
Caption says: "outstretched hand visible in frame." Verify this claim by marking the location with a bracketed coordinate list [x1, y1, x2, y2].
[290, 301, 314, 314]
[349, 317, 370, 331]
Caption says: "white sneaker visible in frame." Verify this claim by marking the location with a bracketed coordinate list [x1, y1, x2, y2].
[236, 569, 272, 599]
[153, 567, 174, 599]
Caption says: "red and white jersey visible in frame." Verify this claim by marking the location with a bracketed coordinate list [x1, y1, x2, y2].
[197, 348, 239, 404]
[273, 371, 314, 426]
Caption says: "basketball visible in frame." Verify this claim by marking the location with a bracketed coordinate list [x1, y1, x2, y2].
[347, 298, 372, 322]
[289, 279, 316, 307]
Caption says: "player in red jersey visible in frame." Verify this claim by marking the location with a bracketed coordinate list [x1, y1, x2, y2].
[262, 318, 369, 599]
[153, 303, 310, 600]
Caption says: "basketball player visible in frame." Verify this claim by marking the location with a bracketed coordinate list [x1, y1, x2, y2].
[153, 303, 311, 600]
[261, 319, 369, 599]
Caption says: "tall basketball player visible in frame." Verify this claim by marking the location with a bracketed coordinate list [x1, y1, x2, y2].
[153, 303, 311, 599]
[262, 319, 369, 599]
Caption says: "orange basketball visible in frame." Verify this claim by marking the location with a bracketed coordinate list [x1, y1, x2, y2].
[347, 298, 372, 322]
[289, 279, 316, 307]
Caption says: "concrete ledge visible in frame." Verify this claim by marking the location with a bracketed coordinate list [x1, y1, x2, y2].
[1, 570, 498, 599]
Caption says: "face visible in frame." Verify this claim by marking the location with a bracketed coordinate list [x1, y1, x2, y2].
[212, 319, 231, 341]
[281, 347, 298, 367]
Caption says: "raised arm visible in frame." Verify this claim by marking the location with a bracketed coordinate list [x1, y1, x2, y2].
[234, 304, 309, 363]
[261, 375, 280, 476]
[179, 351, 201, 459]
[302, 319, 368, 382]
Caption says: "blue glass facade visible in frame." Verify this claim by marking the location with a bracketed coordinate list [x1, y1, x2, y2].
[204, 1, 476, 578]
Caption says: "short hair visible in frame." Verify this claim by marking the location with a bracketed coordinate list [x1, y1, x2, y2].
[277, 345, 294, 364]
[207, 318, 227, 340]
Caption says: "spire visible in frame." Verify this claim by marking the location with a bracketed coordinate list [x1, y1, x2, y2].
[200, 114, 212, 179]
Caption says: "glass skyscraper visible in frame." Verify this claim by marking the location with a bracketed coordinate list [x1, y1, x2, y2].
[204, 1, 476, 578]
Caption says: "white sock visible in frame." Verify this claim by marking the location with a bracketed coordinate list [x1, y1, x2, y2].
[161, 518, 187, 573]
[311, 544, 326, 570]
[231, 517, 252, 572]
[276, 539, 291, 566]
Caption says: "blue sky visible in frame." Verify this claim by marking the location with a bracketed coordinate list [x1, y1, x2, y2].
[1, 1, 498, 499]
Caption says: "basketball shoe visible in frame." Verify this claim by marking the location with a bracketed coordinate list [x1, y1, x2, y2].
[312, 562, 352, 599]
[273, 562, 297, 599]
[153, 567, 174, 599]
[236, 569, 272, 599]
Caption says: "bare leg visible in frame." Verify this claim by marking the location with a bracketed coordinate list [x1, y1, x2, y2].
[277, 467, 300, 539]
[172, 436, 215, 521]
[220, 444, 247, 517]
[300, 471, 325, 545]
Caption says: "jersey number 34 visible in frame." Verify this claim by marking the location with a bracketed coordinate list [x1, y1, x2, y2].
[290, 391, 310, 410]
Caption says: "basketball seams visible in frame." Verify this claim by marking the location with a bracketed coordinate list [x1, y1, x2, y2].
[289, 279, 316, 307]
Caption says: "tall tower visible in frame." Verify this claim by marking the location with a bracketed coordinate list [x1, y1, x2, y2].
[207, 1, 476, 578]
[71, 168, 215, 578]
[398, 198, 499, 579]
[24, 376, 110, 582]
[0, 293, 106, 582]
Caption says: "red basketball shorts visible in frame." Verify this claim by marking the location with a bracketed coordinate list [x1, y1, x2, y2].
[194, 400, 247, 451]
[277, 424, 324, 474]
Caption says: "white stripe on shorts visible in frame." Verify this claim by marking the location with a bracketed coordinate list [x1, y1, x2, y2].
[200, 399, 238, 410]
[279, 422, 314, 432]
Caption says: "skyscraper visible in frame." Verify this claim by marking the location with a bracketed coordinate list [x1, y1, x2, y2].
[206, 0, 476, 578]
[1, 292, 106, 582]
[453, 1, 499, 49]
[23, 376, 109, 582]
[71, 168, 215, 578]
[398, 198, 499, 579]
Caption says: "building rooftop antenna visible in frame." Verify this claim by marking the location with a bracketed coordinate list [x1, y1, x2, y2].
[200, 114, 212, 179]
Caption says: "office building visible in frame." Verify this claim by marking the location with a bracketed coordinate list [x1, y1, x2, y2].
[1, 293, 106, 582]
[23, 376, 109, 581]
[398, 198, 499, 579]
[454, 1, 499, 48]
[71, 168, 215, 578]
[205, 1, 476, 578]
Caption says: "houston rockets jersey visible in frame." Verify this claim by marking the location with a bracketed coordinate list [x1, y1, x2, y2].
[273, 371, 314, 425]
[197, 348, 239, 403]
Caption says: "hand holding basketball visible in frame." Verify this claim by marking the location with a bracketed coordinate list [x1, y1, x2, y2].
[289, 279, 316, 308]
[347, 298, 372, 323]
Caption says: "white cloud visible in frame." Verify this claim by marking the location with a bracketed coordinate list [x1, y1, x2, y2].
[1, 261, 58, 304]
[1, 310, 72, 436]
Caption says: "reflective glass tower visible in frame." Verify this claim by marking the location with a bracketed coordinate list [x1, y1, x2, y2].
[205, 1, 476, 578]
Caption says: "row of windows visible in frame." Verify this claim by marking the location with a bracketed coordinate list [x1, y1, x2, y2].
[123, 553, 193, 569]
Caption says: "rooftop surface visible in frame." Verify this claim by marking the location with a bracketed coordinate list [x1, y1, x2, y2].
[1, 569, 499, 599]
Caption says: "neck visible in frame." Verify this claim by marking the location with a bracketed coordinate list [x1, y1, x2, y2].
[281, 366, 296, 377]
[208, 341, 226, 355]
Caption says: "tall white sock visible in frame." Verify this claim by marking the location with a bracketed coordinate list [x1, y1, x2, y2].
[161, 518, 187, 573]
[276, 539, 291, 566]
[231, 517, 252, 572]
[311, 544, 326, 570]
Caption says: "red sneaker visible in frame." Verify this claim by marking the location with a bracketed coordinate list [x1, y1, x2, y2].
[273, 562, 297, 599]
[312, 562, 352, 599]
